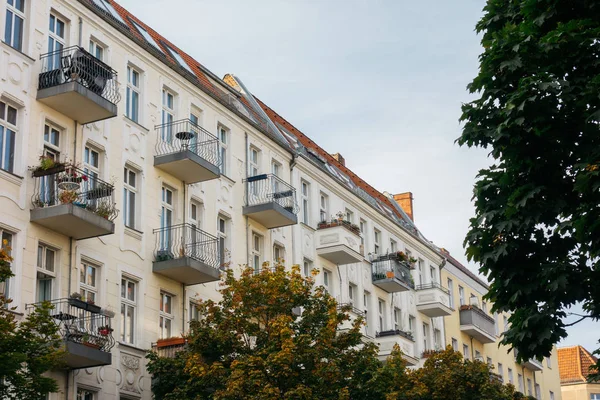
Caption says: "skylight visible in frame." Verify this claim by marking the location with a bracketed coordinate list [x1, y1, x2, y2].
[164, 44, 195, 74]
[91, 0, 126, 25]
[131, 20, 163, 53]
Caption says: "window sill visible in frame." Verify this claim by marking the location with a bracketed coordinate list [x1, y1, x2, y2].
[118, 341, 149, 353]
[219, 174, 235, 185]
[0, 168, 24, 186]
[124, 226, 143, 240]
[123, 115, 150, 132]
[0, 41, 35, 62]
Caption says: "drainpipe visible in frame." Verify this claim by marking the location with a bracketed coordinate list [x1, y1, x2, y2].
[245, 132, 249, 267]
[288, 154, 297, 266]
[78, 17, 82, 47]
[470, 336, 474, 359]
[182, 184, 186, 333]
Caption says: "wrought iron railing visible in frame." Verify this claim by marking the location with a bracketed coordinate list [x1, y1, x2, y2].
[38, 45, 121, 104]
[371, 257, 414, 288]
[153, 223, 219, 269]
[244, 174, 299, 214]
[31, 164, 118, 221]
[376, 329, 414, 341]
[154, 119, 221, 168]
[26, 298, 115, 353]
[415, 282, 450, 294]
[337, 302, 365, 317]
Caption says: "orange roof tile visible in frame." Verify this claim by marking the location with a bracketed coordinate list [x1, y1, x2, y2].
[558, 345, 598, 384]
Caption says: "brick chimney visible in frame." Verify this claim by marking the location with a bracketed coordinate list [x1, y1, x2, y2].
[393, 192, 414, 221]
[331, 153, 345, 166]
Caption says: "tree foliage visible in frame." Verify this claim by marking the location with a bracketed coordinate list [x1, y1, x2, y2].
[0, 240, 65, 399]
[147, 264, 519, 399]
[458, 0, 600, 373]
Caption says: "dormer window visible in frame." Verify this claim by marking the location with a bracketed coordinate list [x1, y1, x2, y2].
[131, 20, 162, 52]
[164, 44, 195, 75]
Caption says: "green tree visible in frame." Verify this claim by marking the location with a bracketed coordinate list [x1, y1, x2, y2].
[147, 264, 380, 400]
[458, 0, 600, 374]
[0, 240, 65, 399]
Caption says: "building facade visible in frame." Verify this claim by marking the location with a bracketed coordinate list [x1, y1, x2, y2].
[558, 346, 600, 400]
[441, 252, 562, 399]
[0, 0, 559, 399]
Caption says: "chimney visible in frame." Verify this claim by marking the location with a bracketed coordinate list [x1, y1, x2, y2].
[331, 153, 345, 166]
[393, 192, 414, 221]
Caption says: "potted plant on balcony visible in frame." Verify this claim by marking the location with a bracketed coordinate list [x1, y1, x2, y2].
[86, 298, 101, 314]
[81, 334, 101, 349]
[98, 325, 113, 336]
[102, 308, 115, 318]
[68, 292, 87, 310]
[58, 189, 79, 204]
[30, 155, 66, 177]
[88, 202, 118, 220]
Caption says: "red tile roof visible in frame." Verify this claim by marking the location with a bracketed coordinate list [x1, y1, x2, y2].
[558, 345, 599, 384]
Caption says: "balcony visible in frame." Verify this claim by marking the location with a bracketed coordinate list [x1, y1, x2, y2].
[517, 353, 543, 371]
[153, 223, 220, 285]
[459, 305, 496, 344]
[315, 220, 362, 265]
[154, 119, 221, 183]
[336, 302, 366, 334]
[30, 164, 117, 239]
[243, 174, 299, 229]
[371, 255, 414, 293]
[375, 329, 418, 365]
[415, 283, 453, 317]
[152, 337, 187, 358]
[27, 298, 115, 369]
[37, 46, 120, 124]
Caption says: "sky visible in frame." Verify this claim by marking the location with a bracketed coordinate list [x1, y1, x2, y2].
[118, 0, 598, 352]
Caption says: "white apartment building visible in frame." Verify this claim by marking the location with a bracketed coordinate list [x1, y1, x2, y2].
[0, 0, 452, 399]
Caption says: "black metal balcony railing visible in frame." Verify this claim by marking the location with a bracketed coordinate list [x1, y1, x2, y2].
[153, 223, 219, 268]
[38, 46, 120, 104]
[415, 282, 450, 294]
[155, 119, 221, 167]
[244, 174, 299, 214]
[372, 257, 414, 288]
[337, 302, 366, 317]
[31, 165, 118, 221]
[376, 329, 414, 342]
[26, 298, 115, 353]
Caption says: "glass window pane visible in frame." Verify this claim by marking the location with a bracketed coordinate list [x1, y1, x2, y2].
[127, 281, 135, 301]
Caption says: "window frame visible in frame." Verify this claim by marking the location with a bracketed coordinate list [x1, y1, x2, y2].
[217, 215, 229, 269]
[126, 65, 141, 123]
[0, 229, 14, 297]
[36, 242, 56, 303]
[447, 278, 454, 308]
[120, 276, 137, 344]
[217, 125, 228, 175]
[159, 291, 174, 339]
[123, 166, 138, 230]
[301, 180, 310, 225]
[79, 259, 99, 304]
[4, 0, 26, 51]
[251, 232, 262, 272]
[0, 100, 18, 173]
[319, 192, 328, 222]
[373, 229, 381, 255]
[88, 38, 104, 61]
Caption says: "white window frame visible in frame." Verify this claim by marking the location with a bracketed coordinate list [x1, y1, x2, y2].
[0, 101, 18, 173]
[164, 43, 194, 74]
[373, 229, 380, 255]
[161, 88, 175, 142]
[79, 259, 99, 304]
[451, 338, 458, 351]
[508, 368, 514, 384]
[302, 258, 312, 277]
[447, 278, 454, 308]
[249, 146, 260, 176]
[359, 219, 366, 247]
[463, 344, 469, 359]
[319, 192, 328, 222]
[408, 314, 416, 337]
[126, 65, 141, 123]
[123, 166, 138, 230]
[273, 243, 284, 264]
[459, 285, 465, 306]
[323, 269, 331, 293]
[76, 387, 97, 400]
[37, 243, 56, 303]
[378, 299, 385, 332]
[345, 208, 353, 223]
[48, 12, 67, 70]
[422, 322, 429, 350]
[159, 291, 173, 339]
[498, 363, 503, 380]
[393, 307, 401, 331]
[120, 276, 137, 344]
[88, 38, 104, 61]
[189, 300, 200, 322]
[348, 283, 355, 305]
[217, 215, 229, 268]
[517, 374, 523, 393]
[390, 239, 397, 253]
[5, 0, 26, 51]
[0, 229, 14, 297]
[301, 180, 310, 225]
[251, 232, 262, 272]
[218, 125, 228, 175]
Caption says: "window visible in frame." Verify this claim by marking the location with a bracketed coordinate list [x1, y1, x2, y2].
[527, 378, 532, 396]
[497, 363, 503, 380]
[218, 125, 228, 175]
[447, 278, 454, 308]
[459, 285, 465, 306]
[36, 243, 56, 302]
[486, 357, 492, 366]
[390, 239, 397, 253]
[517, 374, 523, 393]
[126, 66, 140, 123]
[319, 192, 328, 221]
[373, 229, 380, 254]
[494, 312, 499, 335]
[393, 307, 401, 330]
[549, 391, 554, 400]
[408, 315, 416, 337]
[189, 110, 202, 148]
[323, 269, 331, 293]
[475, 350, 481, 360]
[42, 123, 61, 204]
[422, 322, 429, 350]
[123, 166, 138, 229]
[161, 89, 175, 142]
[88, 39, 104, 60]
[301, 180, 310, 225]
[429, 266, 436, 284]
[120, 277, 136, 344]
[359, 219, 366, 248]
[364, 291, 371, 328]
[451, 338, 458, 351]
[164, 43, 195, 74]
[0, 101, 17, 173]
[345, 208, 353, 223]
[80, 260, 98, 303]
[378, 299, 385, 332]
[160, 186, 174, 250]
[503, 315, 509, 332]
[535, 384, 541, 399]
[5, 0, 25, 51]
[0, 230, 13, 297]
[48, 13, 66, 70]
[273, 244, 284, 264]
[348, 283, 356, 305]
[131, 20, 162, 51]
[434, 329, 441, 349]
[159, 292, 173, 339]
[251, 233, 262, 272]
[77, 388, 96, 400]
[482, 301, 488, 313]
[189, 301, 200, 321]
[249, 147, 259, 177]
[418, 259, 425, 285]
[546, 356, 551, 368]
[507, 368, 514, 384]
[271, 160, 281, 178]
[217, 215, 228, 268]
[463, 344, 469, 359]
[92, 0, 126, 24]
[190, 200, 201, 228]
[302, 259, 312, 277]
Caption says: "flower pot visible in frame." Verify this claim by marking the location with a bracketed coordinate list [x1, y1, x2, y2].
[32, 165, 66, 177]
[83, 341, 101, 349]
[68, 298, 88, 310]
[386, 271, 395, 279]
[156, 337, 186, 348]
[86, 303, 101, 314]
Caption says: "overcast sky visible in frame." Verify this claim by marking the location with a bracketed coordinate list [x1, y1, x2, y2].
[118, 0, 598, 352]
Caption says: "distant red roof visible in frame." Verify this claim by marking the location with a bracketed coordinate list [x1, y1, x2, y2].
[558, 346, 599, 384]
